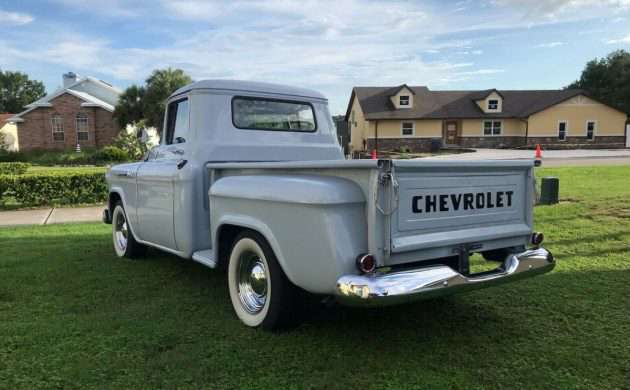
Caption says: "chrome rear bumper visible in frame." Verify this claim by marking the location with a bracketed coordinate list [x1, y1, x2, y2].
[334, 247, 554, 307]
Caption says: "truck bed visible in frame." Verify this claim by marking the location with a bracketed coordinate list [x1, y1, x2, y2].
[206, 158, 535, 268]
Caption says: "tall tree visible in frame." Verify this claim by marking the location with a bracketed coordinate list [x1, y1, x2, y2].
[113, 84, 146, 130]
[0, 69, 46, 114]
[566, 50, 630, 115]
[143, 68, 193, 134]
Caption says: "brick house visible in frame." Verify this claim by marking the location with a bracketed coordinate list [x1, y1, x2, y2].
[5, 72, 122, 151]
[346, 85, 629, 153]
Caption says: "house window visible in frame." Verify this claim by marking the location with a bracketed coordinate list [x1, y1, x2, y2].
[558, 121, 567, 141]
[586, 121, 596, 141]
[51, 113, 64, 142]
[483, 121, 502, 135]
[487, 99, 499, 110]
[399, 96, 410, 106]
[351, 110, 356, 127]
[76, 113, 88, 141]
[402, 122, 413, 136]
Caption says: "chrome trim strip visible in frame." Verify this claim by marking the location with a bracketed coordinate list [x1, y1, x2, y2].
[335, 247, 554, 307]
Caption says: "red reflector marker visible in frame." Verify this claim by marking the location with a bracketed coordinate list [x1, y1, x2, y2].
[531, 232, 544, 246]
[356, 254, 376, 273]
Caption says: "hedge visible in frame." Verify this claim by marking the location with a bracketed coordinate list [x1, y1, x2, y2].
[0, 162, 31, 175]
[0, 146, 130, 165]
[0, 169, 108, 207]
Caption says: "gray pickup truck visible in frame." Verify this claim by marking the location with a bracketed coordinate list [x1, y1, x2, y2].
[104, 80, 554, 329]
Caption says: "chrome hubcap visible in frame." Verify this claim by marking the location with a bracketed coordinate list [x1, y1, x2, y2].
[237, 250, 267, 314]
[115, 212, 128, 251]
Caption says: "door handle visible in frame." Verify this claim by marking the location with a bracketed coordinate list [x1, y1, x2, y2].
[169, 147, 184, 155]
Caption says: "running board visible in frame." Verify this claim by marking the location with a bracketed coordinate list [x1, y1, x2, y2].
[191, 249, 217, 269]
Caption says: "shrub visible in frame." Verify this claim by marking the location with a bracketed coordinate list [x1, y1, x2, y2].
[4, 146, 131, 166]
[90, 146, 129, 164]
[0, 131, 6, 152]
[0, 162, 31, 175]
[0, 169, 108, 207]
[112, 130, 147, 160]
[0, 150, 28, 162]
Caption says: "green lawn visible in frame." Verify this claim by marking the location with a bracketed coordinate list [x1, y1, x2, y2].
[1, 166, 629, 389]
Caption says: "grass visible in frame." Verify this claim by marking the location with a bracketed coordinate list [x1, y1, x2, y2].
[1, 165, 629, 389]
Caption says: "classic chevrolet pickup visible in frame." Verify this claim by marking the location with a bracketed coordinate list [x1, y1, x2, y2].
[104, 80, 554, 329]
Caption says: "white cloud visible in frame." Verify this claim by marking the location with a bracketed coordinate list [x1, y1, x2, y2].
[605, 34, 630, 44]
[491, 0, 630, 20]
[458, 49, 483, 55]
[535, 41, 565, 48]
[611, 16, 627, 22]
[0, 10, 34, 25]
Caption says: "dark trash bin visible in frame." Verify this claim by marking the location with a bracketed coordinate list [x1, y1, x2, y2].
[540, 177, 559, 205]
[430, 138, 443, 153]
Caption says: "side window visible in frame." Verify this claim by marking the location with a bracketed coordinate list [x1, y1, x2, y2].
[586, 121, 596, 140]
[166, 98, 189, 144]
[558, 121, 567, 141]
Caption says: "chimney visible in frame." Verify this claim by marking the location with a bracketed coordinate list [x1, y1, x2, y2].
[63, 72, 79, 88]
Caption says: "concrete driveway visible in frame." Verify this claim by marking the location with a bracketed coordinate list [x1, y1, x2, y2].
[0, 206, 104, 227]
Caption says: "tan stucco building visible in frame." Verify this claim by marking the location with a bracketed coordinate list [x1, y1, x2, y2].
[346, 85, 628, 153]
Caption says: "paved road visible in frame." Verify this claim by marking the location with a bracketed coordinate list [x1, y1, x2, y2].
[422, 148, 630, 166]
[428, 148, 630, 161]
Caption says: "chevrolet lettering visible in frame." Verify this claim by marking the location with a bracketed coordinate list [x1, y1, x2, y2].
[412, 191, 514, 213]
[104, 80, 555, 330]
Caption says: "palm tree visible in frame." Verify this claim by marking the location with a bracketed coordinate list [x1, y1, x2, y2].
[113, 84, 146, 130]
[143, 68, 193, 135]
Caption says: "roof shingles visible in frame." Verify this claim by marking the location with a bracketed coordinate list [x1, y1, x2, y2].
[348, 86, 587, 121]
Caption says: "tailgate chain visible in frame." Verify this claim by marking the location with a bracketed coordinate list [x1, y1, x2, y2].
[375, 172, 399, 215]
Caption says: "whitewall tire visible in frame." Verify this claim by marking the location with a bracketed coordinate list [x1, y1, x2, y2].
[111, 201, 147, 259]
[227, 230, 299, 330]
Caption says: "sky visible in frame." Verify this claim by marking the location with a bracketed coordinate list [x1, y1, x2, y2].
[1, 0, 630, 115]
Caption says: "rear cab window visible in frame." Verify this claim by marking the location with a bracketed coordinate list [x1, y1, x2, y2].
[232, 97, 316, 132]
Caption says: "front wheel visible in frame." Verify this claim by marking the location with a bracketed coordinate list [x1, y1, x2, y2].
[227, 230, 299, 330]
[111, 201, 147, 258]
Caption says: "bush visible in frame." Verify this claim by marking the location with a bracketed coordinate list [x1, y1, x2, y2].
[0, 169, 108, 207]
[90, 146, 129, 164]
[112, 130, 148, 160]
[2, 146, 131, 166]
[0, 162, 31, 175]
[0, 150, 28, 162]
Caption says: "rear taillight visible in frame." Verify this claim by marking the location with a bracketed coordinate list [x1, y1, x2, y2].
[531, 232, 544, 246]
[356, 254, 376, 273]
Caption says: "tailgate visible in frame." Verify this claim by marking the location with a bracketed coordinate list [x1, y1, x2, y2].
[388, 160, 534, 263]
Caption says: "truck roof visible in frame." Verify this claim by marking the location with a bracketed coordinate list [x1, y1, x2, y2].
[171, 79, 327, 101]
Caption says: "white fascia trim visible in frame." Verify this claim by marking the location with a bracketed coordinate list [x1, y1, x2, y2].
[26, 102, 53, 108]
[80, 102, 114, 112]
[4, 117, 24, 122]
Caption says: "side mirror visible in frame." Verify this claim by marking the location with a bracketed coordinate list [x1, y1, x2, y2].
[142, 148, 155, 162]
